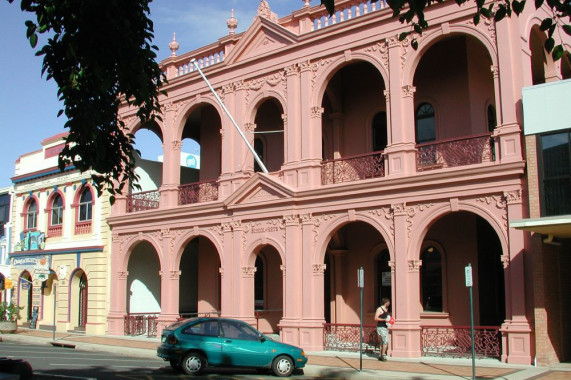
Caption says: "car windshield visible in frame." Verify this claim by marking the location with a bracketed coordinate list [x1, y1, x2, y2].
[220, 320, 260, 341]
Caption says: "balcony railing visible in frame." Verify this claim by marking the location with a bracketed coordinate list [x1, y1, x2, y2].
[323, 323, 380, 352]
[322, 151, 384, 185]
[126, 190, 160, 213]
[421, 325, 501, 359]
[179, 180, 219, 205]
[416, 133, 494, 171]
[48, 225, 62, 237]
[304, 0, 388, 33]
[124, 313, 159, 337]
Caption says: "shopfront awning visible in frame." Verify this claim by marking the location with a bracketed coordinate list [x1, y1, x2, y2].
[510, 215, 571, 239]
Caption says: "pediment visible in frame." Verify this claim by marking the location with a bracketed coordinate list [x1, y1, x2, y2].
[225, 17, 298, 65]
[223, 173, 295, 207]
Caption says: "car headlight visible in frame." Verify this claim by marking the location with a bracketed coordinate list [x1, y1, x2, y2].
[300, 350, 306, 357]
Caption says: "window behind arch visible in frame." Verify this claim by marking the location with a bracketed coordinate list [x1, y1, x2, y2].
[51, 194, 63, 226]
[254, 256, 264, 310]
[26, 199, 38, 230]
[487, 105, 497, 133]
[415, 103, 436, 143]
[78, 189, 93, 222]
[254, 138, 264, 173]
[376, 249, 391, 307]
[421, 246, 443, 312]
[372, 112, 388, 152]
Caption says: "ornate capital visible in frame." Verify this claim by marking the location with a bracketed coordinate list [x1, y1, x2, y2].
[387, 35, 400, 48]
[490, 65, 499, 79]
[300, 213, 314, 225]
[310, 106, 324, 118]
[388, 261, 395, 273]
[244, 123, 256, 132]
[408, 260, 422, 272]
[284, 214, 300, 226]
[383, 90, 390, 102]
[118, 271, 129, 280]
[391, 203, 407, 216]
[284, 63, 299, 76]
[313, 264, 327, 275]
[503, 190, 522, 205]
[299, 60, 312, 72]
[219, 267, 224, 277]
[242, 266, 257, 277]
[500, 254, 510, 268]
[172, 140, 183, 150]
[170, 270, 181, 280]
[280, 264, 286, 274]
[402, 85, 416, 98]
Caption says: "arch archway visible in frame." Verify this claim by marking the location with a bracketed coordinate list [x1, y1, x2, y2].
[69, 269, 88, 330]
[18, 271, 33, 322]
[127, 241, 161, 314]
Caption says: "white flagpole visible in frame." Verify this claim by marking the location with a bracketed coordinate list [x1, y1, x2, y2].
[190, 59, 269, 174]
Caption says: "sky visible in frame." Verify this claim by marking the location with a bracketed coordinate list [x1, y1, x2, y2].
[0, 0, 305, 188]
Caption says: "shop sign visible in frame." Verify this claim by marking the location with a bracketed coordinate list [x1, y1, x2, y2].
[33, 256, 50, 282]
[382, 271, 391, 286]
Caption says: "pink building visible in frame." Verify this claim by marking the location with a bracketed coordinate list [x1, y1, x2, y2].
[108, 0, 571, 365]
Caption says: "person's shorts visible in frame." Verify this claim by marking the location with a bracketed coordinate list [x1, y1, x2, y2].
[377, 326, 389, 345]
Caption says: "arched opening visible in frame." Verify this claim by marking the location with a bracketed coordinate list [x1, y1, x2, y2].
[414, 35, 495, 140]
[415, 103, 436, 143]
[133, 121, 164, 191]
[18, 271, 33, 323]
[178, 236, 221, 318]
[70, 270, 88, 331]
[127, 241, 161, 314]
[181, 104, 222, 184]
[321, 61, 387, 183]
[251, 245, 283, 334]
[25, 198, 38, 231]
[375, 249, 391, 310]
[529, 25, 548, 85]
[252, 98, 285, 173]
[420, 212, 504, 322]
[40, 271, 58, 330]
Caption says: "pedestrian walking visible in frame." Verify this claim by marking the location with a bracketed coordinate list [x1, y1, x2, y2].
[374, 297, 391, 361]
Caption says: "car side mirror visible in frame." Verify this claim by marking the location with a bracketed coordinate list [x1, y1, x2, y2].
[258, 334, 266, 342]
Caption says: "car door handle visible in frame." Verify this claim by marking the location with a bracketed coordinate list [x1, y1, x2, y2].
[225, 340, 232, 343]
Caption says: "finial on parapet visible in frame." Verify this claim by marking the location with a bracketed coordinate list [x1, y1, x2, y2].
[303, 0, 311, 8]
[227, 9, 238, 35]
[258, 0, 278, 22]
[169, 32, 179, 57]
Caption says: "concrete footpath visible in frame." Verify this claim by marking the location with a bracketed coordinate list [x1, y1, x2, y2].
[2, 328, 570, 379]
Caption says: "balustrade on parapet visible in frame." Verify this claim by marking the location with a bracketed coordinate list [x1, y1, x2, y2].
[416, 133, 495, 171]
[421, 325, 501, 359]
[323, 323, 380, 352]
[308, 0, 387, 32]
[178, 180, 219, 205]
[126, 190, 160, 213]
[321, 151, 385, 185]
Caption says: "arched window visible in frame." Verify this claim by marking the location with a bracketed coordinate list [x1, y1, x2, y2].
[26, 199, 38, 230]
[51, 194, 63, 226]
[372, 112, 388, 152]
[421, 246, 443, 312]
[415, 103, 436, 143]
[376, 249, 391, 307]
[254, 138, 264, 173]
[254, 255, 264, 310]
[487, 105, 497, 133]
[78, 188, 93, 222]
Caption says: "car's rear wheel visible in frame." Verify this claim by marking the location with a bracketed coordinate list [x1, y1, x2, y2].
[181, 352, 206, 375]
[272, 355, 294, 377]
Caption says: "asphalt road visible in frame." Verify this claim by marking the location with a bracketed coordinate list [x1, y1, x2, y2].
[0, 341, 333, 380]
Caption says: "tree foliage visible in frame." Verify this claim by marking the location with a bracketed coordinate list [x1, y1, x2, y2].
[8, 0, 166, 203]
[321, 0, 570, 60]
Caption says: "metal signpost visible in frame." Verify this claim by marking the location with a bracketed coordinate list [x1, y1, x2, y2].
[358, 267, 364, 372]
[52, 282, 57, 342]
[465, 263, 476, 380]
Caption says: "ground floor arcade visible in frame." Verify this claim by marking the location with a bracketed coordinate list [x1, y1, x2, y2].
[108, 185, 532, 364]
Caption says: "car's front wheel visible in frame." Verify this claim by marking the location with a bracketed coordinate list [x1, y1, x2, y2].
[181, 352, 206, 375]
[272, 355, 294, 377]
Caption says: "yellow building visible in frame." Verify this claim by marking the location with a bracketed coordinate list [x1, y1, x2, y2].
[9, 133, 111, 335]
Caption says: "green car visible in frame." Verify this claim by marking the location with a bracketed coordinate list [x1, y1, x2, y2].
[157, 317, 308, 376]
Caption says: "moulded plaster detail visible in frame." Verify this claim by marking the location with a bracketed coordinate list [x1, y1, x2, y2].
[408, 259, 422, 272]
[368, 207, 395, 243]
[388, 261, 395, 273]
[363, 40, 389, 72]
[313, 264, 326, 275]
[501, 254, 510, 268]
[244, 71, 286, 106]
[309, 58, 333, 89]
[312, 214, 336, 248]
[402, 85, 416, 98]
[310, 106, 325, 118]
[242, 266, 257, 277]
[170, 270, 181, 280]
[172, 141, 182, 150]
[118, 271, 129, 279]
[476, 194, 508, 229]
[503, 190, 522, 205]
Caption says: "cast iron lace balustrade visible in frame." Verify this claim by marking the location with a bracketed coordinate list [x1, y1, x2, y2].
[179, 180, 219, 205]
[126, 190, 160, 212]
[421, 325, 501, 359]
[321, 151, 384, 185]
[323, 323, 380, 352]
[416, 133, 494, 171]
[124, 313, 159, 337]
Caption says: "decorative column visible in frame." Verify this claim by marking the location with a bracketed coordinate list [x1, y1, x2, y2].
[157, 269, 181, 335]
[219, 222, 233, 317]
[107, 234, 128, 335]
[329, 113, 344, 159]
[500, 190, 532, 364]
[390, 203, 422, 358]
[279, 215, 303, 345]
[493, 17, 524, 164]
[383, 36, 417, 177]
[159, 103, 181, 208]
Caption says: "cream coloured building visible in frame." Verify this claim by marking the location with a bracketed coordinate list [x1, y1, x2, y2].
[9, 133, 111, 335]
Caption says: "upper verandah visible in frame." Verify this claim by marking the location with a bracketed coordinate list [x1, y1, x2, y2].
[158, 0, 392, 80]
